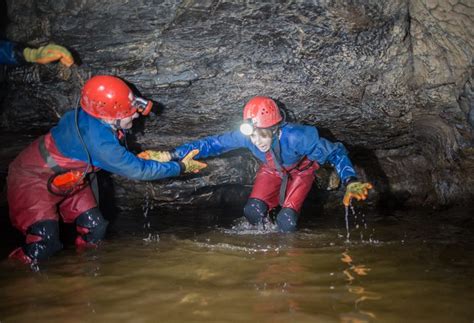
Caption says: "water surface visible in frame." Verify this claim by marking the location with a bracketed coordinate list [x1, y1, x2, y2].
[1, 207, 473, 322]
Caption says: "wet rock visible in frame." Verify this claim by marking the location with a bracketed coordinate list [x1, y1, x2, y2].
[0, 0, 473, 210]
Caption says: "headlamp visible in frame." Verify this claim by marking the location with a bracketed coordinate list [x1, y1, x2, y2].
[240, 120, 254, 136]
[133, 96, 153, 116]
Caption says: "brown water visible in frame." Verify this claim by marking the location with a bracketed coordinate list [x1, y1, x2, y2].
[1, 207, 473, 323]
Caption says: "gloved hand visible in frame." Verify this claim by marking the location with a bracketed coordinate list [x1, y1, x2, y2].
[23, 44, 74, 67]
[180, 149, 207, 174]
[137, 150, 172, 162]
[343, 182, 373, 207]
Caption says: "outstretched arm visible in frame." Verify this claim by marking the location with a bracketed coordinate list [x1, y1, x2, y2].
[0, 40, 74, 67]
[300, 126, 357, 184]
[0, 40, 24, 65]
[300, 126, 372, 206]
[139, 130, 251, 162]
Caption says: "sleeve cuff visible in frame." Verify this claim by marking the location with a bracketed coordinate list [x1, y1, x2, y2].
[177, 161, 185, 174]
[14, 43, 27, 64]
[343, 177, 358, 187]
[170, 149, 180, 161]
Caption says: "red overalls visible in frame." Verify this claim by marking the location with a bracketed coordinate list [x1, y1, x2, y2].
[7, 133, 97, 235]
[249, 152, 319, 213]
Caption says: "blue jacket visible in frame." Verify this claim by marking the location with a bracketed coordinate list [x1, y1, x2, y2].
[0, 40, 23, 65]
[171, 123, 357, 184]
[51, 108, 182, 180]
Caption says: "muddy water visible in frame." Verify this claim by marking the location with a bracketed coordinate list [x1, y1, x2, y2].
[0, 207, 473, 323]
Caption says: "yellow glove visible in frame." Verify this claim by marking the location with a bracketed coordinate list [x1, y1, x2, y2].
[181, 149, 207, 174]
[23, 44, 74, 67]
[343, 182, 373, 207]
[137, 150, 172, 162]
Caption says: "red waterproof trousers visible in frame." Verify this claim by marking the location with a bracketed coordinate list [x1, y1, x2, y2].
[7, 133, 97, 234]
[249, 153, 319, 213]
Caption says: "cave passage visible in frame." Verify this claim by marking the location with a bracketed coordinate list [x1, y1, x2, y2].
[1, 0, 473, 321]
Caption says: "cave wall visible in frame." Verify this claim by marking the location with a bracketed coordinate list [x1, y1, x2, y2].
[1, 0, 473, 209]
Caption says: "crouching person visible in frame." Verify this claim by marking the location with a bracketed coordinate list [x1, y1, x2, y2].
[139, 96, 371, 232]
[7, 75, 206, 264]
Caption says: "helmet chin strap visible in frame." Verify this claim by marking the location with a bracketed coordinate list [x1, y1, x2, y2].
[270, 108, 285, 138]
[113, 119, 122, 130]
[110, 119, 127, 146]
[270, 124, 282, 139]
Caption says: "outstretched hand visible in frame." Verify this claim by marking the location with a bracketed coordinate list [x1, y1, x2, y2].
[181, 149, 207, 174]
[137, 150, 172, 162]
[23, 44, 74, 67]
[343, 182, 373, 207]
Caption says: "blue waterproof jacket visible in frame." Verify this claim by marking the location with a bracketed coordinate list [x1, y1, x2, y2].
[51, 108, 181, 180]
[0, 40, 22, 65]
[171, 123, 357, 184]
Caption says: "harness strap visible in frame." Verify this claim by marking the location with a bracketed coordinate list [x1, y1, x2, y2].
[38, 136, 66, 174]
[39, 136, 99, 202]
[270, 139, 289, 206]
[270, 137, 315, 206]
[89, 172, 100, 205]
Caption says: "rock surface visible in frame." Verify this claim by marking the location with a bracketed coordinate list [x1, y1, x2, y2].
[1, 0, 473, 210]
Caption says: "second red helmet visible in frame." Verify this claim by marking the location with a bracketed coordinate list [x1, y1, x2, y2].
[242, 96, 282, 128]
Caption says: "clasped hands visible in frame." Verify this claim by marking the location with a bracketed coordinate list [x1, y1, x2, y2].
[138, 149, 207, 174]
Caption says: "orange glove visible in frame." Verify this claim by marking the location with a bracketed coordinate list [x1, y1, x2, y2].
[343, 182, 373, 207]
[23, 44, 74, 67]
[180, 149, 207, 174]
[137, 150, 172, 162]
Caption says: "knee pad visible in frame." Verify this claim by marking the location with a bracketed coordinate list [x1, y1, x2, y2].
[24, 220, 63, 261]
[276, 208, 298, 232]
[243, 198, 268, 225]
[75, 208, 108, 244]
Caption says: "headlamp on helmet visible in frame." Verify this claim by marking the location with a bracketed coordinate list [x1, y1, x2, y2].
[132, 96, 153, 116]
[240, 119, 255, 136]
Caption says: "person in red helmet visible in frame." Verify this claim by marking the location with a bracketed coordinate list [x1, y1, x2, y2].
[7, 75, 206, 265]
[139, 96, 372, 232]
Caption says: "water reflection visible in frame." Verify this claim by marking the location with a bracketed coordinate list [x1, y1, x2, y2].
[340, 250, 381, 322]
[253, 248, 304, 317]
[0, 207, 473, 322]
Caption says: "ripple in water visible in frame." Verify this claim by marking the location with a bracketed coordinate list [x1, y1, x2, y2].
[192, 241, 281, 254]
[220, 216, 280, 235]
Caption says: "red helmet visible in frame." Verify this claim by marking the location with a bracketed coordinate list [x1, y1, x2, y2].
[80, 75, 152, 120]
[242, 96, 282, 128]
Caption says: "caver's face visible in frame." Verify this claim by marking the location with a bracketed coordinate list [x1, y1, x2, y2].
[249, 128, 273, 152]
[118, 112, 139, 129]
